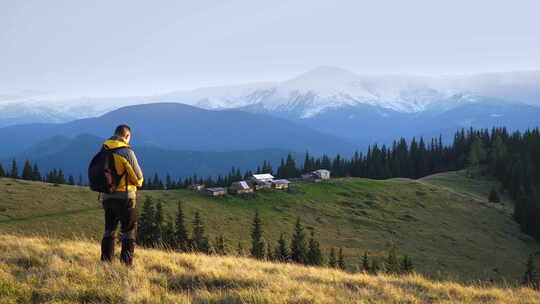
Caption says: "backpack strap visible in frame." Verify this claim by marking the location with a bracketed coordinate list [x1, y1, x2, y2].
[102, 145, 132, 201]
[105, 145, 132, 202]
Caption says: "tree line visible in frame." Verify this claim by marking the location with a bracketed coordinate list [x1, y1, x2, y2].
[140, 129, 491, 189]
[135, 196, 540, 287]
[0, 160, 82, 186]
[139, 128, 540, 242]
[136, 197, 415, 275]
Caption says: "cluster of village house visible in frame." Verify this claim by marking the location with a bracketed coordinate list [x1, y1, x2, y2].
[191, 169, 331, 197]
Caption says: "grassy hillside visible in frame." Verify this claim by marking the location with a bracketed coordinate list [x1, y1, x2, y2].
[1, 172, 539, 284]
[1, 234, 539, 304]
[421, 170, 503, 202]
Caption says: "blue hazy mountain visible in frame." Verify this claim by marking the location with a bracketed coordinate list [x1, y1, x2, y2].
[281, 98, 540, 144]
[2, 68, 540, 155]
[2, 134, 303, 180]
[0, 103, 355, 158]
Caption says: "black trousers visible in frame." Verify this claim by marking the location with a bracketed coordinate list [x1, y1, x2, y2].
[101, 198, 138, 266]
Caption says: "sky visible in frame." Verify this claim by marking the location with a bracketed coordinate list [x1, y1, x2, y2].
[1, 0, 540, 98]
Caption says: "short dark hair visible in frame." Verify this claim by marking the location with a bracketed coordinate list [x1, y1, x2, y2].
[114, 124, 131, 136]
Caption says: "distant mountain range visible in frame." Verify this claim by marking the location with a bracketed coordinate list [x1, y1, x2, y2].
[275, 97, 540, 143]
[3, 67, 540, 122]
[1, 134, 303, 181]
[0, 103, 353, 158]
[2, 67, 540, 159]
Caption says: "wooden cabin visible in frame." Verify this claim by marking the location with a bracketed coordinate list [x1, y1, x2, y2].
[272, 179, 290, 190]
[206, 187, 226, 196]
[303, 170, 331, 182]
[249, 174, 275, 183]
[229, 181, 254, 195]
[190, 184, 205, 191]
[254, 180, 272, 190]
[313, 169, 331, 180]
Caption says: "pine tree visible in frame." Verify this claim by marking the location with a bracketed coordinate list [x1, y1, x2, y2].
[285, 153, 298, 178]
[361, 251, 370, 272]
[306, 230, 323, 266]
[32, 164, 41, 181]
[22, 160, 33, 180]
[250, 210, 265, 259]
[0, 164, 5, 177]
[400, 254, 414, 274]
[488, 188, 501, 203]
[68, 175, 75, 185]
[467, 137, 485, 177]
[175, 201, 190, 251]
[290, 217, 307, 264]
[57, 169, 65, 184]
[328, 248, 337, 268]
[10, 160, 18, 178]
[162, 216, 175, 249]
[192, 211, 209, 253]
[154, 200, 165, 245]
[275, 233, 290, 262]
[385, 245, 400, 274]
[523, 253, 539, 290]
[369, 259, 381, 275]
[265, 241, 274, 261]
[166, 174, 173, 189]
[338, 248, 346, 270]
[152, 173, 160, 190]
[137, 197, 156, 247]
[215, 235, 226, 255]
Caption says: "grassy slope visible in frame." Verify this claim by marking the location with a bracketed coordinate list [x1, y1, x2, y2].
[1, 172, 539, 284]
[420, 170, 502, 202]
[1, 234, 539, 304]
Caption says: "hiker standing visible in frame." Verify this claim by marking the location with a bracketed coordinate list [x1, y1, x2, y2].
[88, 125, 144, 266]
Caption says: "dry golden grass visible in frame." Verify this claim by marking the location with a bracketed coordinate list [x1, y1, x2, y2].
[0, 234, 538, 304]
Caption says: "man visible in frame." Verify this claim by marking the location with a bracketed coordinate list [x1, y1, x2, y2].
[100, 125, 144, 266]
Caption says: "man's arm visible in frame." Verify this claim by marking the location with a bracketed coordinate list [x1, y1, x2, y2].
[125, 149, 144, 187]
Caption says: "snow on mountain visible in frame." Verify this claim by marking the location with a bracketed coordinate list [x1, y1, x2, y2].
[157, 66, 471, 116]
[2, 67, 540, 126]
[159, 66, 540, 118]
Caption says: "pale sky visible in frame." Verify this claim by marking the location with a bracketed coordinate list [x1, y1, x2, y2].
[1, 0, 540, 98]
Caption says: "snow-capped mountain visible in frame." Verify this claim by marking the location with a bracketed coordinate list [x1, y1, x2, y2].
[3, 67, 540, 122]
[2, 67, 540, 148]
[156, 67, 540, 118]
[0, 91, 76, 127]
[157, 67, 455, 116]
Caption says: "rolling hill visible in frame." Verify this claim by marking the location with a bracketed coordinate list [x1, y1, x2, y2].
[1, 234, 539, 304]
[0, 103, 355, 158]
[1, 134, 302, 180]
[1, 171, 538, 284]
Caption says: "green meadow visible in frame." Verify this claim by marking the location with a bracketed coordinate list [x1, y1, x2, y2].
[1, 171, 538, 284]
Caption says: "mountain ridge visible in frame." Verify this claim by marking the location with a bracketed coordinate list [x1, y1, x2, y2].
[3, 67, 540, 126]
[0, 102, 354, 157]
[1, 133, 304, 180]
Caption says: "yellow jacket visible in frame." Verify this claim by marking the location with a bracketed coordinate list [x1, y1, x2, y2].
[102, 136, 144, 194]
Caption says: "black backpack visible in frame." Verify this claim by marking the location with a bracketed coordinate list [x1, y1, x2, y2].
[88, 146, 128, 193]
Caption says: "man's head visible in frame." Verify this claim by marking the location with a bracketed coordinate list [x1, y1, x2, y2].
[114, 124, 132, 143]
